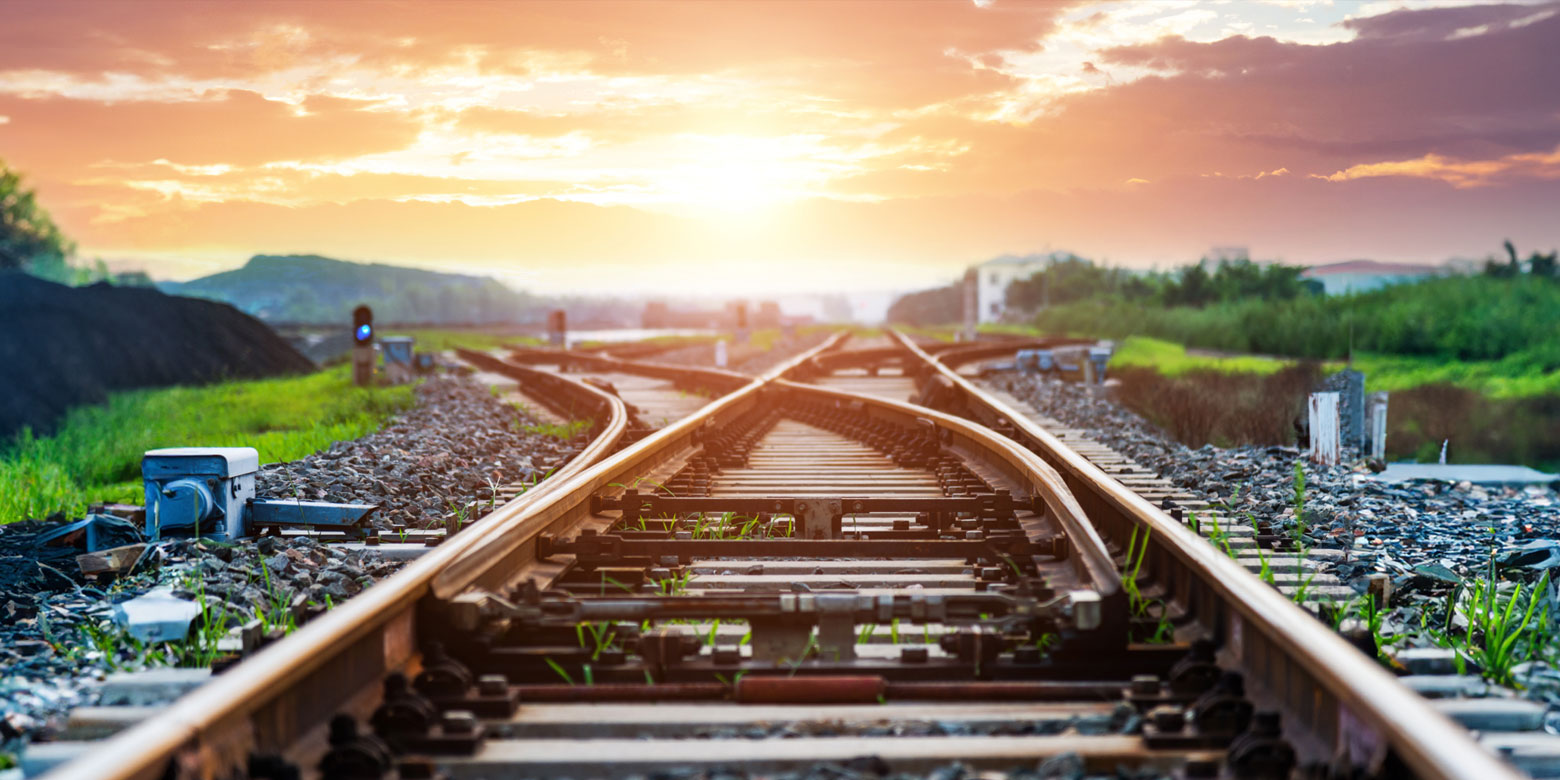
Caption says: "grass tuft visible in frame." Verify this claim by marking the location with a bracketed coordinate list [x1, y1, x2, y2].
[1, 365, 414, 524]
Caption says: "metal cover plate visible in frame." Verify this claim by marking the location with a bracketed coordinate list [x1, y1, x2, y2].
[142, 447, 260, 478]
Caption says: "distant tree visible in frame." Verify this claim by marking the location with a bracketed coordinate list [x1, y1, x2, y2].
[1528, 250, 1557, 279]
[1167, 262, 1214, 307]
[112, 270, 155, 287]
[0, 161, 74, 273]
[1486, 240, 1522, 278]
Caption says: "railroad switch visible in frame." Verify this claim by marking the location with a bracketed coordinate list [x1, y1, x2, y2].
[539, 534, 1065, 570]
[938, 626, 1007, 671]
[636, 627, 700, 671]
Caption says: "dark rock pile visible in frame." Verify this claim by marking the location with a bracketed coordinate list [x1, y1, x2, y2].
[258, 376, 581, 530]
[0, 271, 314, 440]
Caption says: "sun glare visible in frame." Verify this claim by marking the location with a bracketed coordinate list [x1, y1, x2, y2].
[648, 134, 839, 215]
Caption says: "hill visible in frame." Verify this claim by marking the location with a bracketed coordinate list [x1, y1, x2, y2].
[166, 254, 543, 324]
[0, 272, 314, 440]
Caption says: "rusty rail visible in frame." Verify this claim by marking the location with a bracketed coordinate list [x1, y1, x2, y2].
[43, 335, 849, 780]
[885, 329, 1520, 780]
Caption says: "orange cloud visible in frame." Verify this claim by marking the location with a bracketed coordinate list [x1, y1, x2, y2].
[0, 0, 1555, 289]
[1319, 146, 1560, 187]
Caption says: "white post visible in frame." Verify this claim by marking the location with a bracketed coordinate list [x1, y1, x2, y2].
[713, 339, 728, 369]
[961, 268, 978, 342]
[1367, 391, 1388, 460]
[1309, 392, 1340, 466]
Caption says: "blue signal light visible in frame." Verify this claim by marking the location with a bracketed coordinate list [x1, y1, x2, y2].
[356, 324, 373, 342]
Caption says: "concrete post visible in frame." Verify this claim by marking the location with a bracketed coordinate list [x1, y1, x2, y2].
[961, 268, 978, 343]
[1366, 391, 1389, 460]
[352, 344, 374, 387]
[733, 302, 749, 344]
[714, 340, 728, 369]
[547, 309, 567, 348]
[1308, 392, 1340, 466]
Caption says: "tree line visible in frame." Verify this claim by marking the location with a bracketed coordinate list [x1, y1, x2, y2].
[1005, 254, 1314, 310]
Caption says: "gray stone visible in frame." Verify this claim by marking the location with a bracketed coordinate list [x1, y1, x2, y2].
[1434, 698, 1547, 732]
[98, 667, 212, 706]
[111, 588, 202, 643]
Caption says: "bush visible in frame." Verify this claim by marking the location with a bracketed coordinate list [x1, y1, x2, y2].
[1034, 275, 1560, 362]
[1111, 365, 1320, 447]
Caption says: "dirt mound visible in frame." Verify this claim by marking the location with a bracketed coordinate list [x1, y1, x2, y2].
[0, 272, 315, 440]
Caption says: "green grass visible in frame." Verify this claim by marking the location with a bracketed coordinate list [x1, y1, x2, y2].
[398, 328, 540, 352]
[1, 364, 415, 524]
[1102, 335, 1560, 398]
[1110, 336, 1289, 376]
[1342, 352, 1560, 399]
[518, 418, 593, 440]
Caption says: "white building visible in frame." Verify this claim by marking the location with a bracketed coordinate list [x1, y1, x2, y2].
[973, 252, 1070, 324]
[1300, 260, 1441, 296]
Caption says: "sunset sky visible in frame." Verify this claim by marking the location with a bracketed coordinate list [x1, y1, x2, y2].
[2, 0, 1557, 294]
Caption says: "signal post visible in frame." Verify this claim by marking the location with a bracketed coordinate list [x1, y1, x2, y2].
[352, 305, 375, 387]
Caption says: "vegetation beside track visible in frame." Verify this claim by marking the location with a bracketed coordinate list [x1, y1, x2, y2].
[1, 365, 415, 524]
[395, 327, 540, 352]
[984, 313, 1560, 467]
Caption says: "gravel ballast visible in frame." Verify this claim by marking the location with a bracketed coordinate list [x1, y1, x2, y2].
[258, 375, 581, 530]
[993, 373, 1560, 700]
[0, 373, 578, 749]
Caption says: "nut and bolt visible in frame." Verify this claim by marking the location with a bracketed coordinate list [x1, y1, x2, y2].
[1149, 705, 1185, 733]
[441, 710, 478, 736]
[477, 675, 509, 697]
[1130, 674, 1161, 697]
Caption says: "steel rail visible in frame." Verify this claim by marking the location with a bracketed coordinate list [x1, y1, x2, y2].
[925, 337, 1094, 371]
[455, 347, 626, 431]
[886, 330, 1521, 780]
[772, 377, 1122, 603]
[504, 345, 753, 393]
[43, 335, 846, 780]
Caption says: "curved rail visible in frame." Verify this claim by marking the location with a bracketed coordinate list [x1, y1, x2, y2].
[886, 330, 1519, 780]
[45, 334, 848, 780]
[505, 345, 753, 394]
[773, 377, 1122, 605]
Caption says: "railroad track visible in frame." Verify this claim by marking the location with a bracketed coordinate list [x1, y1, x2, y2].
[40, 331, 1525, 780]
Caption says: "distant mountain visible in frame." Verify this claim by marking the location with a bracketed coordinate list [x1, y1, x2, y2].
[164, 254, 544, 324]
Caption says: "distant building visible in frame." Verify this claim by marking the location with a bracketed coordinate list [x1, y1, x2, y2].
[973, 252, 1070, 324]
[755, 301, 782, 329]
[1206, 246, 1250, 265]
[1301, 260, 1441, 296]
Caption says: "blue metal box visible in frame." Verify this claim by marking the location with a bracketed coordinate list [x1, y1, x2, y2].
[142, 447, 258, 541]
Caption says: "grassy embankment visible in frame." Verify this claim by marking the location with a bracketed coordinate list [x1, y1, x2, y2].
[1041, 334, 1560, 469]
[1, 364, 415, 524]
[394, 328, 540, 352]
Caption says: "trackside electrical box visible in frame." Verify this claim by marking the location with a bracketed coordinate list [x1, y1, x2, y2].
[381, 336, 415, 385]
[142, 447, 258, 541]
